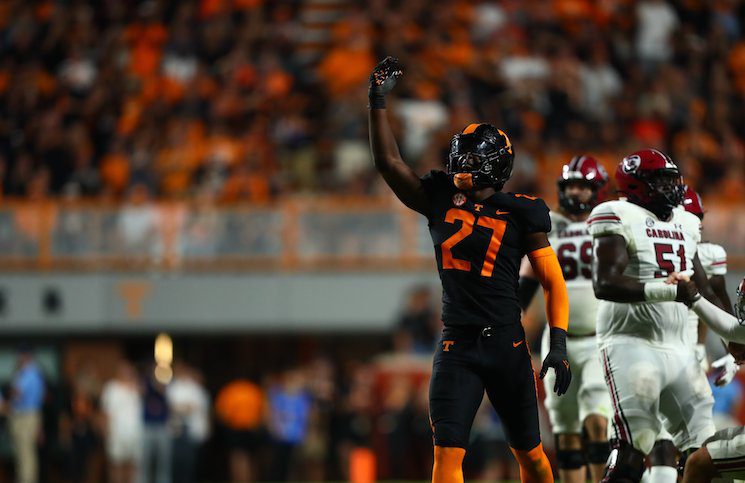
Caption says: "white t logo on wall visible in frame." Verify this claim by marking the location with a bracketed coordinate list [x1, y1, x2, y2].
[622, 155, 641, 173]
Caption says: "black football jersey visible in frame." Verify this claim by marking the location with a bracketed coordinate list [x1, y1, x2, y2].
[421, 170, 551, 327]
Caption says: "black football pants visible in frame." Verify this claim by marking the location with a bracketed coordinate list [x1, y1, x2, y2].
[429, 322, 542, 451]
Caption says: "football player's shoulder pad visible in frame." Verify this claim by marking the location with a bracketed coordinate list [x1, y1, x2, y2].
[501, 192, 550, 234]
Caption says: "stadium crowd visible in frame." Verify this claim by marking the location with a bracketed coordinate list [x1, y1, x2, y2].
[1, 0, 745, 204]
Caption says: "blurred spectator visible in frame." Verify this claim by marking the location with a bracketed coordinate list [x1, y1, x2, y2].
[140, 368, 172, 483]
[579, 43, 622, 121]
[331, 363, 375, 480]
[8, 344, 45, 483]
[467, 402, 519, 480]
[214, 377, 265, 483]
[118, 184, 160, 258]
[101, 361, 142, 483]
[267, 368, 313, 481]
[166, 362, 210, 483]
[57, 362, 102, 483]
[395, 285, 439, 353]
[710, 371, 744, 431]
[635, 0, 679, 68]
[378, 375, 415, 478]
[300, 358, 335, 481]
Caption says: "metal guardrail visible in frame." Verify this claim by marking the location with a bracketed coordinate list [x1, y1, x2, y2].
[0, 199, 743, 270]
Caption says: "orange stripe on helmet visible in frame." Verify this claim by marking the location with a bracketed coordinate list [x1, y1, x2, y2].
[497, 129, 513, 154]
[462, 123, 482, 134]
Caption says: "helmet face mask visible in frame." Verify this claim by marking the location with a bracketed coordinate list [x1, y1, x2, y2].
[615, 149, 685, 221]
[447, 124, 514, 191]
[637, 170, 685, 216]
[558, 180, 596, 215]
[736, 279, 745, 326]
[557, 155, 609, 215]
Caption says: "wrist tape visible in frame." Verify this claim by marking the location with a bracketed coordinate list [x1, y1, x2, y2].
[643, 282, 677, 302]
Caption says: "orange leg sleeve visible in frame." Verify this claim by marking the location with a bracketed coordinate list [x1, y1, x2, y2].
[511, 443, 554, 483]
[432, 446, 466, 483]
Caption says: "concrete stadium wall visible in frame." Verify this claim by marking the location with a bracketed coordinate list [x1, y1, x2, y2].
[0, 271, 742, 334]
[0, 272, 440, 333]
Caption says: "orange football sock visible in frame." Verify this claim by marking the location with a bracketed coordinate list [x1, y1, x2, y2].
[511, 443, 554, 483]
[432, 446, 466, 483]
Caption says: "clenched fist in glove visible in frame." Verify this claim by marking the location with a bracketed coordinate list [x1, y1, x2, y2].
[368, 56, 403, 109]
[540, 327, 572, 396]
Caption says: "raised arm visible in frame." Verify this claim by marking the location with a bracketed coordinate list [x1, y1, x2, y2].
[368, 57, 429, 215]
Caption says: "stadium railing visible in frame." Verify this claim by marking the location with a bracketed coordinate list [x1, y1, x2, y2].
[1, 199, 743, 270]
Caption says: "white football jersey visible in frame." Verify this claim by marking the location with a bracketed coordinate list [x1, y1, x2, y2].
[698, 242, 727, 277]
[587, 200, 702, 348]
[548, 211, 598, 336]
[686, 242, 728, 347]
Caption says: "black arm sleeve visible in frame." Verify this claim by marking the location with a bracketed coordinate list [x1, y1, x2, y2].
[518, 276, 541, 311]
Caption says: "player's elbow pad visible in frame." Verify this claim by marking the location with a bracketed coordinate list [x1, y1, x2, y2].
[527, 246, 569, 331]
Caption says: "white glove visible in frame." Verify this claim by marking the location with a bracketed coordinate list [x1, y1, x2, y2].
[712, 354, 739, 387]
[695, 343, 709, 372]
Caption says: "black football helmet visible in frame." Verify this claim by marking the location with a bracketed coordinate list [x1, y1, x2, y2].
[447, 123, 514, 191]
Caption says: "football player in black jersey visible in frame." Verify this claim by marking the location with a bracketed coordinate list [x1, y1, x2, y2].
[368, 56, 571, 483]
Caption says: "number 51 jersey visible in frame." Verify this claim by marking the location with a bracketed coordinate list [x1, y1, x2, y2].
[587, 200, 702, 348]
[420, 170, 551, 328]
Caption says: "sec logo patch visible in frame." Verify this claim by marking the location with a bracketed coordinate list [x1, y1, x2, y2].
[452, 193, 467, 206]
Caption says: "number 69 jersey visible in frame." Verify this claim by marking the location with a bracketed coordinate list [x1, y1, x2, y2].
[420, 170, 551, 328]
[548, 211, 597, 336]
[587, 199, 702, 348]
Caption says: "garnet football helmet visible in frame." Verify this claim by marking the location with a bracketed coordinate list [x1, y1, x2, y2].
[615, 149, 685, 220]
[682, 185, 704, 220]
[557, 155, 609, 215]
[447, 123, 514, 191]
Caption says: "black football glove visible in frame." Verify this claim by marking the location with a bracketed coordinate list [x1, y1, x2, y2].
[539, 327, 572, 396]
[368, 56, 403, 109]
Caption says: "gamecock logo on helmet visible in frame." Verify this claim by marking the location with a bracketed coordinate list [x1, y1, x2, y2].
[622, 155, 641, 174]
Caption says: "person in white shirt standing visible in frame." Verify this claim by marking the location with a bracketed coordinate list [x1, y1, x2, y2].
[166, 362, 210, 483]
[588, 149, 725, 483]
[101, 361, 142, 483]
[519, 155, 613, 483]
